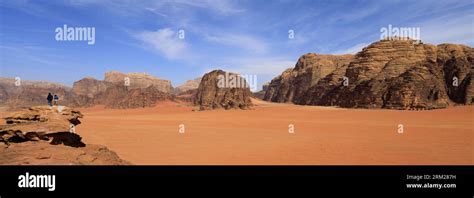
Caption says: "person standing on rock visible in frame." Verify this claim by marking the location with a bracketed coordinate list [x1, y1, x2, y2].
[53, 94, 59, 106]
[47, 93, 53, 107]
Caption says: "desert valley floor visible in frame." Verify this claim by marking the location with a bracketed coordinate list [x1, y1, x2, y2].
[58, 99, 474, 165]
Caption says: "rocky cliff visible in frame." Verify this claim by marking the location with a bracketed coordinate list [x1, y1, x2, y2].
[94, 84, 172, 109]
[264, 53, 354, 103]
[264, 39, 473, 109]
[0, 78, 74, 110]
[174, 77, 201, 93]
[104, 71, 173, 93]
[71, 77, 112, 98]
[0, 106, 129, 165]
[0, 141, 130, 165]
[0, 71, 175, 110]
[1, 106, 85, 146]
[72, 71, 174, 108]
[194, 70, 253, 110]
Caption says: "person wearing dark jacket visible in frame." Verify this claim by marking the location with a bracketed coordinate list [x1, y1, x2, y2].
[47, 93, 53, 107]
[53, 94, 59, 106]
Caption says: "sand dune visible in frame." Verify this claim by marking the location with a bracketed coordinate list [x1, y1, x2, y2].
[75, 100, 473, 165]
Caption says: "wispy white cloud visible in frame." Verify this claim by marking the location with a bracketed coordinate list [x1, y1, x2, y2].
[65, 0, 244, 16]
[169, 0, 244, 14]
[0, 0, 74, 23]
[328, 4, 380, 24]
[0, 0, 48, 17]
[417, 11, 474, 45]
[227, 58, 295, 77]
[134, 28, 187, 59]
[204, 33, 268, 54]
[332, 43, 369, 55]
[0, 44, 61, 65]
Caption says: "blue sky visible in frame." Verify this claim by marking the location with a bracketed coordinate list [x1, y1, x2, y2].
[0, 0, 473, 89]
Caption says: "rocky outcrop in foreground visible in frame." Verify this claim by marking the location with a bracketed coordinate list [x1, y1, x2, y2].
[194, 70, 253, 110]
[0, 106, 84, 145]
[0, 106, 129, 165]
[0, 141, 129, 165]
[264, 39, 473, 109]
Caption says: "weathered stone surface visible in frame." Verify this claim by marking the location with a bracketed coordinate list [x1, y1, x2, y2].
[437, 44, 474, 104]
[252, 82, 269, 99]
[0, 78, 73, 110]
[71, 77, 112, 98]
[104, 71, 173, 93]
[0, 106, 130, 165]
[73, 71, 175, 108]
[194, 70, 253, 110]
[0, 106, 84, 144]
[264, 53, 354, 103]
[174, 78, 201, 94]
[176, 89, 197, 103]
[265, 39, 473, 109]
[94, 85, 172, 109]
[0, 141, 130, 165]
[1, 71, 176, 110]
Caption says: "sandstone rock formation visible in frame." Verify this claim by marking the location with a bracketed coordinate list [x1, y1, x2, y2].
[174, 77, 201, 93]
[0, 106, 129, 165]
[0, 71, 175, 110]
[71, 77, 112, 98]
[264, 53, 354, 103]
[104, 71, 173, 93]
[175, 89, 198, 103]
[264, 39, 473, 109]
[252, 82, 269, 99]
[0, 78, 73, 110]
[94, 85, 172, 109]
[173, 78, 201, 103]
[0, 106, 84, 146]
[0, 141, 130, 165]
[71, 71, 174, 108]
[194, 70, 253, 110]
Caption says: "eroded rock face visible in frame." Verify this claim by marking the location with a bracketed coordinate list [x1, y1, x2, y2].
[0, 141, 130, 165]
[252, 83, 269, 99]
[0, 78, 74, 110]
[71, 77, 112, 98]
[0, 106, 130, 165]
[104, 71, 173, 93]
[94, 85, 172, 109]
[71, 71, 174, 109]
[174, 78, 202, 94]
[264, 53, 354, 103]
[194, 70, 253, 110]
[1, 71, 176, 110]
[176, 89, 197, 103]
[0, 106, 84, 145]
[265, 39, 474, 109]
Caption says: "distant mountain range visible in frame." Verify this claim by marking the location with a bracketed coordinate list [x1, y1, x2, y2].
[0, 71, 198, 109]
[1, 39, 472, 110]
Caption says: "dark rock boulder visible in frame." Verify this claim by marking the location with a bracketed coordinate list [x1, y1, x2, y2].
[194, 70, 253, 110]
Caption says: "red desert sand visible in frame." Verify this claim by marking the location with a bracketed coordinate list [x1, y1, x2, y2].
[73, 99, 473, 165]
